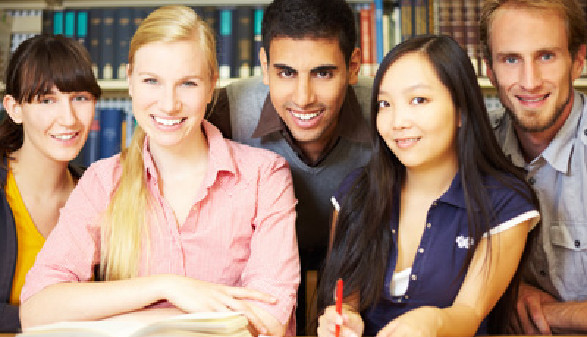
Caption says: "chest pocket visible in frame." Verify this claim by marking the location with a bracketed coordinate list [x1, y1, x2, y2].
[549, 221, 587, 300]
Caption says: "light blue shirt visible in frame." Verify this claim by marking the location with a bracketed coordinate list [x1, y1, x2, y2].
[489, 90, 587, 302]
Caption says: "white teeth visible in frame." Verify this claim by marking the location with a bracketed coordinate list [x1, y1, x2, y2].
[153, 116, 184, 126]
[519, 96, 547, 102]
[292, 111, 320, 120]
[53, 134, 75, 140]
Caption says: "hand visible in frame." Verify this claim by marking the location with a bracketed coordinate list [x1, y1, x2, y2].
[376, 307, 439, 337]
[317, 304, 364, 337]
[508, 282, 557, 335]
[159, 275, 278, 335]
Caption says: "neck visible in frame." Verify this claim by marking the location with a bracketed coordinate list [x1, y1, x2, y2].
[404, 157, 458, 198]
[515, 95, 574, 162]
[9, 147, 72, 193]
[149, 126, 209, 180]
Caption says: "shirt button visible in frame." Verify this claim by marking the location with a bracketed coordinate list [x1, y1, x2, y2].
[411, 274, 417, 281]
[404, 295, 409, 300]
[418, 248, 424, 253]
[397, 298, 402, 303]
[528, 177, 536, 185]
[392, 229, 396, 234]
[575, 240, 581, 248]
[539, 270, 547, 276]
[427, 223, 432, 228]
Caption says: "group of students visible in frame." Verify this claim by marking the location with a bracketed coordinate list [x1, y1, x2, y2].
[0, 0, 585, 336]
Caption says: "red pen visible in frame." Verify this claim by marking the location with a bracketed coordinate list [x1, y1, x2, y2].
[336, 278, 343, 337]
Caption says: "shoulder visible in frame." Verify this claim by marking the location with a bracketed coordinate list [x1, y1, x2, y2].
[483, 174, 539, 230]
[78, 154, 122, 193]
[225, 77, 269, 104]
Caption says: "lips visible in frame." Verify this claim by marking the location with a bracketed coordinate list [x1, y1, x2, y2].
[152, 115, 186, 126]
[51, 132, 78, 140]
[516, 93, 550, 103]
[395, 137, 421, 148]
[290, 109, 323, 121]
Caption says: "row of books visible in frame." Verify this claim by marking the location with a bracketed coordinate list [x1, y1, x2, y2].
[19, 5, 267, 81]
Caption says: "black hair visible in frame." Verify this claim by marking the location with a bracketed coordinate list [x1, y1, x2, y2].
[317, 35, 539, 333]
[1, 34, 101, 159]
[261, 0, 356, 66]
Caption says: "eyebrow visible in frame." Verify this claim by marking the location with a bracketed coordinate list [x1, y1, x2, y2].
[272, 64, 338, 73]
[495, 47, 562, 57]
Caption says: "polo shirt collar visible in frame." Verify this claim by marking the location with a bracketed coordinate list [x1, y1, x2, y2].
[437, 172, 467, 209]
[142, 120, 238, 186]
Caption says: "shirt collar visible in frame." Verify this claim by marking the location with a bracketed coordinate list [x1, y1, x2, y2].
[437, 172, 467, 209]
[540, 90, 584, 173]
[251, 85, 371, 143]
[501, 90, 585, 174]
[142, 120, 238, 186]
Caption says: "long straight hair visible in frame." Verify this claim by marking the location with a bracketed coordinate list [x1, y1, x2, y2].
[99, 5, 218, 281]
[317, 35, 538, 329]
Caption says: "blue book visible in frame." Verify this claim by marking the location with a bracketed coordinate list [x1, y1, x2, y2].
[76, 10, 89, 50]
[218, 7, 234, 80]
[53, 9, 64, 35]
[82, 108, 100, 167]
[252, 7, 263, 76]
[88, 8, 102, 78]
[374, 0, 384, 63]
[101, 8, 115, 80]
[234, 6, 253, 78]
[115, 7, 132, 80]
[64, 10, 75, 39]
[99, 108, 123, 159]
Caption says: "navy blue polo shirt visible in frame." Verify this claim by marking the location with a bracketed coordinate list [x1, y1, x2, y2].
[333, 169, 539, 336]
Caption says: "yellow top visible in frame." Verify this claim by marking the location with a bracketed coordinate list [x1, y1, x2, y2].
[5, 167, 45, 304]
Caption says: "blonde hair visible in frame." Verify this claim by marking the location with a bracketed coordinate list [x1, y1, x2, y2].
[100, 5, 218, 280]
[480, 0, 587, 66]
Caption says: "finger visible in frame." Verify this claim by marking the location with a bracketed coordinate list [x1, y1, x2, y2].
[528, 304, 552, 335]
[225, 299, 269, 335]
[517, 298, 538, 334]
[227, 286, 277, 304]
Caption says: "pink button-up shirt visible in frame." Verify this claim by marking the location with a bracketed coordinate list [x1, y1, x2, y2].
[22, 121, 300, 327]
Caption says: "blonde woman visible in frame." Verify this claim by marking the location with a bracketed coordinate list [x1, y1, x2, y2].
[20, 6, 299, 337]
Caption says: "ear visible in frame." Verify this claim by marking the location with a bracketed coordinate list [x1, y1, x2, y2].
[348, 47, 361, 85]
[484, 58, 498, 88]
[571, 44, 587, 81]
[2, 95, 23, 124]
[126, 64, 133, 97]
[260, 47, 269, 85]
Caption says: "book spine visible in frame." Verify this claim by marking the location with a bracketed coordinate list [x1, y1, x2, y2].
[374, 0, 384, 64]
[76, 9, 89, 50]
[464, 0, 481, 75]
[218, 7, 233, 80]
[88, 8, 101, 79]
[0, 11, 10, 80]
[414, 0, 428, 35]
[53, 9, 64, 35]
[451, 0, 466, 48]
[99, 106, 123, 159]
[252, 6, 263, 77]
[83, 104, 101, 167]
[359, 4, 372, 76]
[64, 9, 76, 39]
[400, 0, 412, 41]
[437, 0, 452, 37]
[235, 6, 253, 78]
[101, 8, 115, 80]
[115, 7, 132, 80]
[42, 8, 53, 34]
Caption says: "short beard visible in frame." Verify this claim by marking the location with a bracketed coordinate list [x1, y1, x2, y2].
[500, 80, 573, 133]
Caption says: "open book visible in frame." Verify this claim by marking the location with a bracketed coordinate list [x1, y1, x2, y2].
[19, 311, 252, 337]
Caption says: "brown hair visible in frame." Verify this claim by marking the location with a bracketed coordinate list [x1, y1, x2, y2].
[480, 0, 587, 66]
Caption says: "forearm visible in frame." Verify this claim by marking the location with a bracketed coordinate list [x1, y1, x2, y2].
[20, 274, 168, 329]
[428, 304, 483, 337]
[544, 301, 587, 332]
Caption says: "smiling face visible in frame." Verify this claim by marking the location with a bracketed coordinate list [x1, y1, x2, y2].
[261, 37, 359, 157]
[128, 39, 215, 152]
[376, 52, 459, 172]
[6, 86, 95, 162]
[486, 5, 585, 133]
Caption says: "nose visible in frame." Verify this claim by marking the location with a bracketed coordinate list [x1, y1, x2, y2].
[391, 107, 411, 130]
[58, 100, 77, 126]
[293, 75, 315, 108]
[158, 85, 181, 113]
[520, 60, 543, 91]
